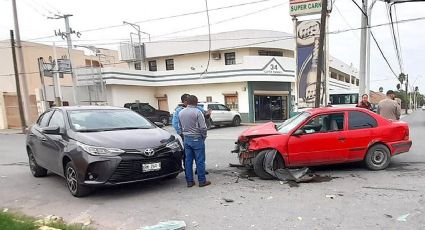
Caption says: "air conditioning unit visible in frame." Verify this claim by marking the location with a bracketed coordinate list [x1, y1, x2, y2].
[211, 52, 221, 60]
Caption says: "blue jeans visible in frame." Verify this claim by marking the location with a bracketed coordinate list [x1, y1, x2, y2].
[184, 135, 206, 184]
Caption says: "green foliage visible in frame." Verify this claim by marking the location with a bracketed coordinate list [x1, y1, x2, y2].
[0, 211, 94, 230]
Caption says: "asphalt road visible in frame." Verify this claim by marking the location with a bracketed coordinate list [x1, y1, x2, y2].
[1, 111, 424, 230]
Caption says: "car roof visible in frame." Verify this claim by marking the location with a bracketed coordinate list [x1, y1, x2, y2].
[304, 107, 373, 115]
[52, 106, 128, 111]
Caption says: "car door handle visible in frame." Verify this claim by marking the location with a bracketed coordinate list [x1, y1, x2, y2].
[40, 137, 47, 142]
[338, 137, 346, 141]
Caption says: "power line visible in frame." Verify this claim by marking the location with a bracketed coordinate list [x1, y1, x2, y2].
[370, 31, 398, 78]
[200, 0, 212, 78]
[386, 3, 403, 73]
[26, 0, 278, 41]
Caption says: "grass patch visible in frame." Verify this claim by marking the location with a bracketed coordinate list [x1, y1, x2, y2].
[0, 211, 94, 230]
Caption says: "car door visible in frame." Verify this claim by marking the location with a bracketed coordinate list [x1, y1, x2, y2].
[345, 111, 379, 161]
[30, 110, 54, 167]
[38, 110, 67, 174]
[140, 104, 157, 121]
[287, 112, 348, 166]
[217, 104, 233, 122]
[208, 104, 223, 122]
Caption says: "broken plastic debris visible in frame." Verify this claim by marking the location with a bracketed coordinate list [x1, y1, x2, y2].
[396, 214, 410, 222]
[223, 198, 234, 203]
[140, 220, 186, 230]
[325, 195, 336, 199]
[384, 214, 393, 218]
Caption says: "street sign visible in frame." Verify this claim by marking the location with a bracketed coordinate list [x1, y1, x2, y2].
[290, 0, 322, 16]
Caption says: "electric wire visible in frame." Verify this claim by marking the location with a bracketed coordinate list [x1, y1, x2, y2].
[387, 3, 403, 73]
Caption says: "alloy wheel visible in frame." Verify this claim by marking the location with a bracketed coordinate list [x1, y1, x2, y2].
[371, 150, 386, 166]
[66, 167, 78, 194]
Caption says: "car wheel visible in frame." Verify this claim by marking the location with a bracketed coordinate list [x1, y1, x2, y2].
[160, 116, 169, 126]
[253, 150, 275, 180]
[232, 116, 241, 126]
[364, 144, 391, 170]
[28, 150, 47, 177]
[65, 162, 91, 197]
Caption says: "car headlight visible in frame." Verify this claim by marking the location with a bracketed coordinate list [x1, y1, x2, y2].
[77, 142, 124, 156]
[166, 140, 182, 151]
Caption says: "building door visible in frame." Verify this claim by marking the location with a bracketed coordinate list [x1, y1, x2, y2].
[254, 95, 287, 121]
[158, 98, 169, 111]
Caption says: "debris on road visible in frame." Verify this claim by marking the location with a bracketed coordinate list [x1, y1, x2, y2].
[396, 214, 410, 222]
[362, 186, 417, 192]
[266, 196, 273, 200]
[325, 195, 336, 199]
[384, 214, 393, 218]
[229, 163, 245, 168]
[139, 220, 186, 230]
[223, 198, 234, 203]
[2, 208, 8, 213]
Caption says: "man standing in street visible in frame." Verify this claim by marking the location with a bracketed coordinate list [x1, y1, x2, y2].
[172, 93, 190, 140]
[179, 95, 211, 188]
[377, 90, 401, 120]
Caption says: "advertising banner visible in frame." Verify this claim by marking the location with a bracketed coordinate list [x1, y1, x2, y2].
[296, 20, 323, 108]
[290, 0, 322, 16]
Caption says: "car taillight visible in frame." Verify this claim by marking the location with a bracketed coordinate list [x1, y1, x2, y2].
[404, 128, 409, 140]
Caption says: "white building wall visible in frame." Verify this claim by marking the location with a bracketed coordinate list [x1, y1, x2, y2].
[108, 85, 157, 108]
[156, 82, 249, 113]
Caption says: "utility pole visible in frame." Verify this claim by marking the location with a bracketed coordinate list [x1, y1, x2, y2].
[37, 57, 48, 111]
[359, 0, 368, 97]
[10, 30, 26, 133]
[49, 14, 80, 105]
[11, 0, 30, 127]
[314, 0, 328, 108]
[52, 42, 63, 106]
[124, 21, 149, 70]
[405, 74, 408, 114]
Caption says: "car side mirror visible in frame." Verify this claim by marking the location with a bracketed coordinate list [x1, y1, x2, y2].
[154, 122, 164, 128]
[42, 126, 61, 135]
[293, 129, 304, 136]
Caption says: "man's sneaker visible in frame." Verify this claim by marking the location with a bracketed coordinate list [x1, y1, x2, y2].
[187, 181, 195, 188]
[199, 181, 211, 187]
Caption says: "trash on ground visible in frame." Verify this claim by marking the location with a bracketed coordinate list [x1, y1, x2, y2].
[139, 220, 186, 230]
[2, 208, 8, 213]
[384, 214, 393, 218]
[396, 214, 410, 222]
[38, 226, 61, 230]
[325, 195, 336, 199]
[223, 198, 234, 203]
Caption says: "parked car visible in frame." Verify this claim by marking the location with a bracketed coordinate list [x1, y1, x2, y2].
[197, 102, 242, 127]
[26, 106, 183, 197]
[422, 105, 425, 110]
[124, 103, 170, 125]
[233, 107, 412, 179]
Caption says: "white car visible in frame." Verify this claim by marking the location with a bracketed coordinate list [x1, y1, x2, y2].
[422, 105, 425, 110]
[198, 102, 242, 127]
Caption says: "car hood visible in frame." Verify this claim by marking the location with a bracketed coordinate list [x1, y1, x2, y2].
[239, 122, 279, 139]
[70, 128, 173, 149]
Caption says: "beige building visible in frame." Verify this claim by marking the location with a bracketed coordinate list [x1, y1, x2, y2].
[0, 41, 121, 129]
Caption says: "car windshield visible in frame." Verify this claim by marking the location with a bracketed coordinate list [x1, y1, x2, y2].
[68, 109, 154, 132]
[277, 112, 310, 134]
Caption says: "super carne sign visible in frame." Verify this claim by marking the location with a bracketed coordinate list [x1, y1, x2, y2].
[290, 0, 322, 16]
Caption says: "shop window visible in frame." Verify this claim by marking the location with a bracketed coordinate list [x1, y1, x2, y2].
[134, 62, 142, 70]
[206, 96, 212, 102]
[224, 95, 238, 110]
[225, 52, 236, 65]
[148, 60, 157, 71]
[166, 59, 174, 70]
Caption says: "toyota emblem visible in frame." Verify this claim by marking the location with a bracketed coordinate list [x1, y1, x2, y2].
[143, 148, 155, 157]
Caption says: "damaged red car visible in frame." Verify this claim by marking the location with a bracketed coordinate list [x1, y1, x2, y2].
[233, 107, 412, 179]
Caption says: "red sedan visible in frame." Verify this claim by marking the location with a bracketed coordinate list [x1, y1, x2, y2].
[234, 107, 412, 179]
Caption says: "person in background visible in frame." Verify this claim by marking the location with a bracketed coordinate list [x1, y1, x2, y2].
[356, 94, 372, 110]
[172, 93, 190, 140]
[179, 95, 211, 188]
[377, 90, 401, 120]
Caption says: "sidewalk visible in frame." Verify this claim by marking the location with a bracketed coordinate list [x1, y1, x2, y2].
[0, 129, 24, 135]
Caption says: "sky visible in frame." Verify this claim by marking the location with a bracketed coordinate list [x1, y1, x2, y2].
[0, 0, 424, 93]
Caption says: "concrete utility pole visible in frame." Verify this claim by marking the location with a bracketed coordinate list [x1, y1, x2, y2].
[10, 30, 26, 133]
[123, 21, 150, 70]
[359, 0, 369, 96]
[49, 14, 80, 105]
[11, 0, 30, 127]
[52, 42, 63, 106]
[314, 0, 328, 108]
[405, 74, 408, 114]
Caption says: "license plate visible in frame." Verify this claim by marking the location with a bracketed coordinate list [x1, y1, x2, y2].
[142, 162, 161, 172]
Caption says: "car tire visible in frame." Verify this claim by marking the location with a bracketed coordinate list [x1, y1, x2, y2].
[253, 150, 275, 180]
[160, 116, 169, 126]
[232, 116, 241, 126]
[28, 150, 47, 177]
[65, 162, 91, 197]
[364, 144, 391, 170]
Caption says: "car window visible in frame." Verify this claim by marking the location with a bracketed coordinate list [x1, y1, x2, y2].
[301, 113, 344, 134]
[48, 110, 65, 129]
[348, 111, 377, 130]
[208, 104, 219, 110]
[38, 110, 54, 128]
[68, 109, 154, 131]
[130, 104, 140, 113]
[140, 104, 154, 112]
[278, 112, 310, 134]
[217, 104, 229, 111]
